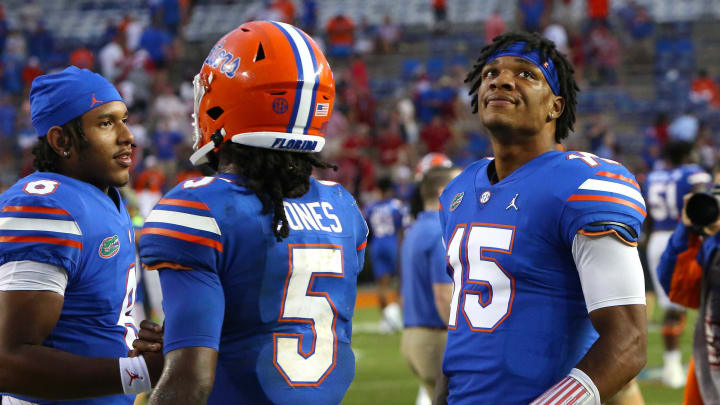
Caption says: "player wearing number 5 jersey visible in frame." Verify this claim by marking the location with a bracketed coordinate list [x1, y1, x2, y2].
[138, 21, 368, 405]
[0, 67, 160, 405]
[435, 32, 647, 405]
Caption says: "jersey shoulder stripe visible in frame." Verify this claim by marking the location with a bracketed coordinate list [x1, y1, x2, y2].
[145, 209, 221, 235]
[595, 171, 640, 189]
[2, 205, 70, 215]
[567, 194, 646, 217]
[141, 183, 226, 255]
[0, 203, 83, 249]
[565, 164, 646, 218]
[157, 198, 210, 210]
[141, 227, 223, 252]
[0, 216, 82, 235]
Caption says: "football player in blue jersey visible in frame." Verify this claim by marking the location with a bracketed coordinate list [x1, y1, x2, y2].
[0, 67, 160, 405]
[401, 166, 459, 404]
[644, 140, 711, 388]
[434, 32, 647, 405]
[138, 21, 368, 405]
[365, 176, 408, 333]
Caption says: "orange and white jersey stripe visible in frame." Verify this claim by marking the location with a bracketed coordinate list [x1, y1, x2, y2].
[567, 170, 647, 218]
[0, 204, 83, 249]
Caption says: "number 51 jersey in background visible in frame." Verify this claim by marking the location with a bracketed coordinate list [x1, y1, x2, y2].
[0, 172, 138, 405]
[644, 163, 711, 231]
[139, 175, 368, 405]
[438, 151, 645, 404]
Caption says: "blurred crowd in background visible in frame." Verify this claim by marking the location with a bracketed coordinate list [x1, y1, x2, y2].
[2, 0, 720, 222]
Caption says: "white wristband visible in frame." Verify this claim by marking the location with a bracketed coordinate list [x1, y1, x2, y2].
[119, 355, 152, 394]
[530, 368, 600, 405]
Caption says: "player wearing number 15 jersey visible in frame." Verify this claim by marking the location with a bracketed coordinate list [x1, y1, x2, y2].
[435, 32, 647, 405]
[138, 21, 368, 405]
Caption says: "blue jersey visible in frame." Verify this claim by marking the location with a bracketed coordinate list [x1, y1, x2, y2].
[364, 198, 406, 278]
[0, 172, 137, 405]
[139, 175, 368, 405]
[401, 210, 451, 328]
[364, 198, 406, 240]
[644, 164, 711, 231]
[438, 151, 645, 404]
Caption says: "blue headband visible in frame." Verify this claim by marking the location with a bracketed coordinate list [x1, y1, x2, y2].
[485, 41, 560, 96]
[30, 66, 123, 137]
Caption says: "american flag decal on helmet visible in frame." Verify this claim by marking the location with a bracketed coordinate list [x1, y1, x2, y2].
[315, 103, 329, 117]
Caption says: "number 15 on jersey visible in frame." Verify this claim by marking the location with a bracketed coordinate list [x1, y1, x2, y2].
[447, 224, 515, 332]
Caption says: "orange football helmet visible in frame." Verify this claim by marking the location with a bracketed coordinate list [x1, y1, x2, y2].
[415, 152, 453, 180]
[190, 21, 335, 165]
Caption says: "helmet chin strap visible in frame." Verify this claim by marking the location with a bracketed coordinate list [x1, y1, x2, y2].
[189, 128, 226, 166]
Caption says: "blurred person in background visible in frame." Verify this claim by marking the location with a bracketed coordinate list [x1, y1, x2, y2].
[432, 0, 448, 34]
[517, 0, 546, 33]
[271, 0, 295, 24]
[485, 9, 506, 45]
[401, 166, 459, 405]
[365, 176, 408, 334]
[690, 69, 720, 109]
[669, 110, 700, 143]
[643, 140, 711, 389]
[377, 15, 401, 54]
[326, 13, 354, 59]
[657, 175, 720, 404]
[421, 115, 453, 154]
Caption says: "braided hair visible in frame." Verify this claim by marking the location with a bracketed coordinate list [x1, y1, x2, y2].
[31, 116, 89, 172]
[215, 142, 337, 241]
[465, 31, 579, 143]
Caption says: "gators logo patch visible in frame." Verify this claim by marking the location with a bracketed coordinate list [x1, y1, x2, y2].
[99, 235, 120, 259]
[450, 192, 464, 211]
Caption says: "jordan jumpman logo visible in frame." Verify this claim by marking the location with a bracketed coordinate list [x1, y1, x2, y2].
[506, 193, 519, 211]
[90, 93, 103, 107]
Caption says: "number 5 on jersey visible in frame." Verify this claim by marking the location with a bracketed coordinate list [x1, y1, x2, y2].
[274, 245, 344, 386]
[447, 224, 515, 331]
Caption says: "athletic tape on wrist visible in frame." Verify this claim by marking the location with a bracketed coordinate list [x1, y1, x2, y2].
[530, 368, 600, 405]
[119, 355, 152, 394]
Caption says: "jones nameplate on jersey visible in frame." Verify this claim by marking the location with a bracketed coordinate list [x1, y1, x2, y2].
[283, 201, 343, 233]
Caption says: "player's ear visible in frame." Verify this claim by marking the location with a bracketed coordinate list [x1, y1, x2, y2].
[46, 125, 72, 158]
[548, 96, 565, 122]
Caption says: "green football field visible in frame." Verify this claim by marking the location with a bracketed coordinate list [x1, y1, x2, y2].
[343, 306, 696, 405]
[135, 305, 694, 404]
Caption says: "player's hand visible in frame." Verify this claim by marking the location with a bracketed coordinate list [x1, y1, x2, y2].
[704, 216, 720, 237]
[128, 320, 163, 357]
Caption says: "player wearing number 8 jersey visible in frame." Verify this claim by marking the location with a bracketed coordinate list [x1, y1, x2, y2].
[0, 67, 161, 405]
[138, 21, 368, 405]
[435, 32, 647, 405]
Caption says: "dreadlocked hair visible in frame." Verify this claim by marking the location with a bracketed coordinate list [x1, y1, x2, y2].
[216, 142, 338, 241]
[31, 116, 89, 172]
[465, 31, 579, 143]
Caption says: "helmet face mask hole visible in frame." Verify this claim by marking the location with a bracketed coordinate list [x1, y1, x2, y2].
[254, 43, 265, 62]
[206, 106, 224, 120]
